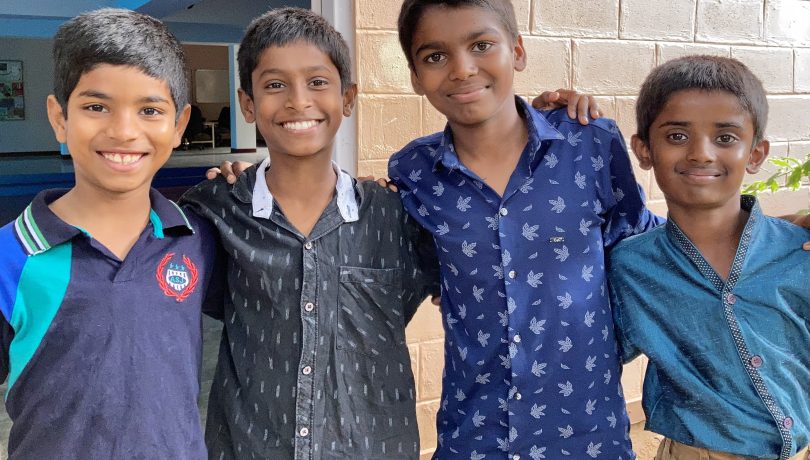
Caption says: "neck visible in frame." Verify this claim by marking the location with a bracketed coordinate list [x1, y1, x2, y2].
[668, 198, 749, 279]
[264, 152, 337, 202]
[450, 95, 528, 163]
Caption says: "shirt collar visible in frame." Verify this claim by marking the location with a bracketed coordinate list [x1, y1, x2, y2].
[432, 96, 565, 171]
[13, 188, 194, 256]
[251, 156, 359, 223]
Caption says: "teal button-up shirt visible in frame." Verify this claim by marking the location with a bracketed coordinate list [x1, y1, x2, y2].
[609, 196, 810, 459]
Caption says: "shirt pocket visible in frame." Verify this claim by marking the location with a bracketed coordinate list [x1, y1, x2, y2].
[336, 266, 406, 357]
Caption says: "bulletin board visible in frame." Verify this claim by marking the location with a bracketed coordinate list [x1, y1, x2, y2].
[0, 61, 24, 121]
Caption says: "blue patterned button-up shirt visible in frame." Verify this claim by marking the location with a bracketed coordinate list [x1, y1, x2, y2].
[389, 98, 662, 459]
[609, 196, 810, 460]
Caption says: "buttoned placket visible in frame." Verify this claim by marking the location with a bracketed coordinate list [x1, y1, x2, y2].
[293, 234, 319, 459]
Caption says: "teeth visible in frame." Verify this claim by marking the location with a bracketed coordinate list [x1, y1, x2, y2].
[103, 153, 143, 165]
[283, 120, 319, 130]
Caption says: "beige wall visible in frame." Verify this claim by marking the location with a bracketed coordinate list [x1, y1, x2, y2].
[353, 1, 810, 458]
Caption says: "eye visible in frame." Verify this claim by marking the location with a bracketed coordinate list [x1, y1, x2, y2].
[424, 52, 446, 64]
[310, 78, 329, 87]
[666, 132, 687, 142]
[472, 42, 493, 52]
[265, 81, 285, 90]
[141, 107, 163, 116]
[84, 104, 107, 113]
[716, 134, 737, 144]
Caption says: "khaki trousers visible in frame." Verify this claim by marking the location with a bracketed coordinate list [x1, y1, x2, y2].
[655, 438, 810, 460]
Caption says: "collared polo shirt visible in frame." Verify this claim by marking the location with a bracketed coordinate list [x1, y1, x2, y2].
[389, 98, 662, 459]
[180, 163, 438, 460]
[609, 196, 810, 460]
[0, 188, 223, 460]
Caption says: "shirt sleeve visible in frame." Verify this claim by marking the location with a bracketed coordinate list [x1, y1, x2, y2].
[181, 203, 227, 321]
[600, 128, 665, 250]
[608, 276, 641, 364]
[401, 211, 441, 325]
[0, 318, 13, 384]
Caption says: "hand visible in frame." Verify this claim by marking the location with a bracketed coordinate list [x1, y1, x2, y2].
[205, 160, 254, 184]
[357, 175, 398, 192]
[531, 89, 602, 125]
[431, 295, 441, 306]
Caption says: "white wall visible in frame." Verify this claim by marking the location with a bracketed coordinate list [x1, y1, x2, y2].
[0, 38, 56, 153]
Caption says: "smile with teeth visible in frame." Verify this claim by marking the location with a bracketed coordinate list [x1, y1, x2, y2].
[282, 120, 322, 131]
[101, 152, 145, 165]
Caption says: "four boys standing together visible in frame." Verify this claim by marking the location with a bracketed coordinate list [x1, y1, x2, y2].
[0, 1, 808, 459]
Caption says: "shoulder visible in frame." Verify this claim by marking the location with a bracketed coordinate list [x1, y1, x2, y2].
[609, 225, 667, 266]
[540, 107, 620, 138]
[357, 180, 405, 214]
[760, 214, 810, 249]
[180, 176, 230, 206]
[389, 132, 444, 168]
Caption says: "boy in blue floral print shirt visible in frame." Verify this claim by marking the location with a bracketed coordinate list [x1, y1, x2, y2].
[388, 1, 662, 458]
[608, 56, 810, 460]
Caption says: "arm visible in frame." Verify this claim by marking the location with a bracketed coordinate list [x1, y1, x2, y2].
[608, 279, 641, 364]
[531, 89, 603, 125]
[600, 125, 665, 249]
[402, 215, 441, 324]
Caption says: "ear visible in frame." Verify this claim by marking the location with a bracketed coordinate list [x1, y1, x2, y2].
[513, 35, 527, 72]
[172, 104, 192, 148]
[746, 138, 770, 174]
[630, 135, 653, 170]
[410, 65, 425, 96]
[342, 83, 358, 117]
[46, 95, 67, 144]
[238, 88, 256, 123]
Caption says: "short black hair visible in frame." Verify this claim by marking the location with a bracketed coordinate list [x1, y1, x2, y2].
[398, 0, 519, 68]
[238, 7, 353, 98]
[636, 55, 768, 145]
[52, 8, 188, 118]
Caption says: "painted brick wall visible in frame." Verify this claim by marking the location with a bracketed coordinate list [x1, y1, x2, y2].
[353, 1, 810, 458]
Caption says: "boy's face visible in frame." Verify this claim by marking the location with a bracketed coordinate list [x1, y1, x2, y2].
[631, 89, 768, 214]
[408, 6, 525, 127]
[47, 64, 190, 196]
[239, 41, 356, 160]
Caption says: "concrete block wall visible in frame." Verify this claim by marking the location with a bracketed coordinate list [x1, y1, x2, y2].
[353, 1, 810, 458]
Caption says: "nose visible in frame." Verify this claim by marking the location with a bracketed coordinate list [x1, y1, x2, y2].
[449, 53, 478, 81]
[105, 110, 139, 142]
[686, 136, 716, 164]
[285, 83, 313, 111]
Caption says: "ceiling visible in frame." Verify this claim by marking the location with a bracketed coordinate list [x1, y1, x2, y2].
[0, 0, 310, 42]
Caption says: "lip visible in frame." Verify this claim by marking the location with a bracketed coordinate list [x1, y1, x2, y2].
[97, 150, 148, 172]
[447, 85, 488, 103]
[279, 119, 324, 133]
[678, 168, 724, 183]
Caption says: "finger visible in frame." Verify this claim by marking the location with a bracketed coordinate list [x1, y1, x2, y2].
[567, 94, 579, 120]
[431, 295, 441, 306]
[375, 178, 388, 188]
[206, 167, 221, 180]
[532, 91, 557, 109]
[357, 175, 374, 182]
[804, 241, 810, 251]
[577, 94, 590, 125]
[589, 97, 603, 120]
[387, 183, 399, 193]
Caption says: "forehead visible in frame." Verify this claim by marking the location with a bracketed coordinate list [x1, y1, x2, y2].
[657, 89, 751, 125]
[72, 64, 172, 98]
[254, 40, 339, 74]
[411, 5, 511, 46]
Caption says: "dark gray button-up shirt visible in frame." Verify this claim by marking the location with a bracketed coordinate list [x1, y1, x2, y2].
[181, 161, 437, 460]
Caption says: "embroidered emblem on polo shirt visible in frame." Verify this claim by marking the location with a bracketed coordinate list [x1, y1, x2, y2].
[155, 253, 199, 302]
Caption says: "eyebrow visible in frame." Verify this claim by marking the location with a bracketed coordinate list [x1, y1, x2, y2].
[75, 90, 170, 104]
[413, 27, 502, 57]
[257, 65, 335, 78]
[657, 121, 744, 129]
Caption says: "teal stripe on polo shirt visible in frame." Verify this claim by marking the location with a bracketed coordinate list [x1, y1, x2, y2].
[7, 242, 72, 395]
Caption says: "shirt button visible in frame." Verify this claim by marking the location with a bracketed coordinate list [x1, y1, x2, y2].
[499, 207, 508, 216]
[515, 392, 522, 400]
[508, 270, 517, 279]
[302, 366, 312, 375]
[304, 241, 313, 250]
[750, 356, 763, 368]
[513, 335, 521, 343]
[783, 417, 794, 429]
[299, 427, 309, 437]
[513, 454, 520, 460]
[725, 293, 737, 304]
[304, 302, 315, 312]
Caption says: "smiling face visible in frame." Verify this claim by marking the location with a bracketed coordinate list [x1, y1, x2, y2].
[47, 64, 189, 197]
[239, 41, 356, 161]
[408, 5, 525, 128]
[631, 89, 769, 215]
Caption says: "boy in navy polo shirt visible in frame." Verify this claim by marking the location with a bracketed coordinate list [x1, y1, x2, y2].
[609, 56, 810, 460]
[0, 9, 223, 459]
[388, 1, 663, 458]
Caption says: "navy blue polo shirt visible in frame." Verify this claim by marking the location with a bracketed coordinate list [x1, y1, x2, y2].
[0, 189, 223, 459]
